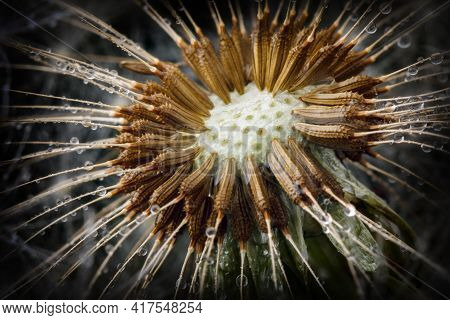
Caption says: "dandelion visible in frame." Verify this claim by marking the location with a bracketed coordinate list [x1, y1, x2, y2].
[0, 0, 449, 299]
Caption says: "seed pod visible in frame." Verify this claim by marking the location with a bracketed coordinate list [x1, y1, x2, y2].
[188, 191, 213, 244]
[292, 105, 355, 125]
[145, 92, 209, 118]
[113, 149, 155, 168]
[218, 24, 245, 94]
[213, 158, 237, 214]
[217, 214, 228, 242]
[287, 138, 344, 198]
[146, 146, 203, 172]
[116, 104, 162, 123]
[244, 155, 271, 214]
[117, 170, 165, 193]
[294, 44, 338, 89]
[184, 177, 212, 216]
[153, 200, 181, 235]
[300, 92, 366, 106]
[293, 123, 355, 139]
[167, 202, 187, 236]
[150, 162, 193, 207]
[268, 187, 288, 231]
[251, 1, 270, 90]
[293, 123, 370, 151]
[129, 133, 196, 152]
[115, 133, 137, 144]
[325, 76, 383, 95]
[120, 60, 156, 75]
[123, 119, 176, 137]
[267, 152, 308, 205]
[270, 139, 304, 185]
[179, 152, 217, 196]
[231, 181, 255, 242]
[154, 102, 207, 133]
[160, 63, 213, 113]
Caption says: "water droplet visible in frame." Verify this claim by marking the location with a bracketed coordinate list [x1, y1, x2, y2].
[431, 53, 443, 65]
[320, 213, 332, 225]
[119, 225, 129, 236]
[393, 133, 405, 144]
[433, 140, 444, 151]
[205, 227, 216, 238]
[384, 101, 396, 112]
[421, 144, 432, 153]
[136, 213, 146, 224]
[150, 204, 160, 214]
[433, 123, 443, 132]
[379, 2, 392, 14]
[344, 204, 356, 217]
[105, 244, 114, 253]
[70, 137, 79, 144]
[397, 35, 411, 49]
[236, 275, 248, 287]
[322, 226, 330, 234]
[407, 66, 418, 76]
[365, 22, 377, 34]
[96, 186, 107, 197]
[82, 118, 92, 128]
[138, 247, 148, 256]
[84, 161, 94, 171]
[86, 69, 95, 80]
[63, 194, 72, 203]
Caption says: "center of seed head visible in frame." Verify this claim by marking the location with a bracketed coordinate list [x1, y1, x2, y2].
[198, 83, 315, 163]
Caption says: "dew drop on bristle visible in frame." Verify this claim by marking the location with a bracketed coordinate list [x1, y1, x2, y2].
[397, 35, 412, 48]
[136, 213, 146, 224]
[344, 204, 356, 217]
[205, 227, 216, 238]
[394, 133, 405, 144]
[70, 137, 79, 144]
[431, 53, 443, 65]
[138, 247, 148, 257]
[322, 226, 331, 234]
[236, 275, 248, 287]
[84, 161, 94, 171]
[365, 22, 377, 34]
[82, 118, 92, 128]
[150, 204, 160, 214]
[379, 2, 392, 15]
[105, 244, 113, 254]
[320, 213, 332, 225]
[119, 225, 129, 236]
[407, 66, 418, 76]
[96, 186, 107, 196]
[421, 144, 432, 153]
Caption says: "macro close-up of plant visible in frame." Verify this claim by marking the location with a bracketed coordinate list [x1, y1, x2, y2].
[0, 0, 449, 300]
